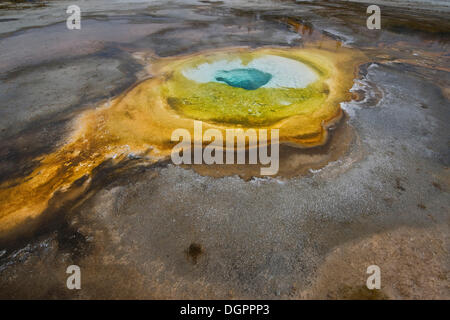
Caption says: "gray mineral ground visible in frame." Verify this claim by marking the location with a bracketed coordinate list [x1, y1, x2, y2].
[0, 0, 449, 299]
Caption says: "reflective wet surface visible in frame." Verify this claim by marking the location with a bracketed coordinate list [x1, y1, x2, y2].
[0, 0, 449, 299]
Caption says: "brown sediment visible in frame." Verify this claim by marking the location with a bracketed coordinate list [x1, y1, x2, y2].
[182, 113, 356, 180]
[302, 224, 449, 299]
[0, 1, 47, 10]
[186, 243, 204, 265]
[328, 285, 390, 300]
[283, 18, 325, 43]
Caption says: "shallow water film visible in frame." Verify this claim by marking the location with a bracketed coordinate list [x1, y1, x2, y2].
[0, 0, 449, 301]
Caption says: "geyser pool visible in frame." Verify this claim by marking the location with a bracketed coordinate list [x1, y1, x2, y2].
[215, 68, 272, 90]
[0, 46, 366, 232]
[168, 52, 330, 126]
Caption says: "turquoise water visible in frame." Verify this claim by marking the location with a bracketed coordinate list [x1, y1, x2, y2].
[215, 68, 272, 90]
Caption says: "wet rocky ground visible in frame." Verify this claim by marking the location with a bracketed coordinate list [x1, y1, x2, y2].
[0, 0, 449, 299]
